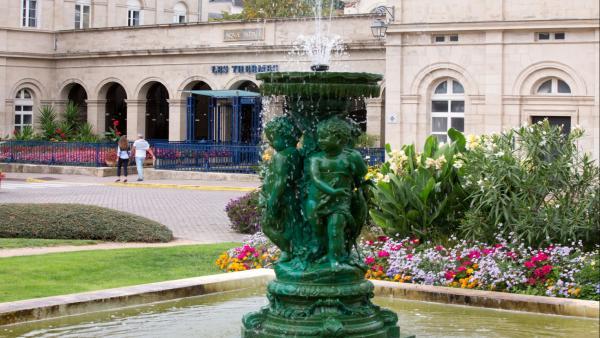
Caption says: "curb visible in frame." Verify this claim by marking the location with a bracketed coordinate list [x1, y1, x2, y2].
[104, 182, 256, 192]
[0, 269, 275, 326]
[371, 279, 599, 319]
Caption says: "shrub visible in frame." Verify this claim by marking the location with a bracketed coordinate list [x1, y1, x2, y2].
[0, 204, 173, 242]
[460, 120, 599, 248]
[369, 129, 467, 241]
[37, 105, 58, 140]
[225, 190, 261, 234]
[12, 126, 35, 140]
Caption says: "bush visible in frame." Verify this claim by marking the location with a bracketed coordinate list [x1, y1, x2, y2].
[225, 190, 261, 234]
[369, 129, 467, 240]
[460, 120, 599, 248]
[0, 204, 173, 242]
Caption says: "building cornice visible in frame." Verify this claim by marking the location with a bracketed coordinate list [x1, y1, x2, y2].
[0, 41, 385, 61]
[387, 19, 600, 34]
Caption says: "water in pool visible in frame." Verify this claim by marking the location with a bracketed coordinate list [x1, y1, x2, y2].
[1, 288, 597, 338]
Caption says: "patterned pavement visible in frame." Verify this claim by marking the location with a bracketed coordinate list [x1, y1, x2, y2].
[0, 175, 259, 243]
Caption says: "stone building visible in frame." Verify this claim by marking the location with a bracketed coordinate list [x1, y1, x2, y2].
[0, 0, 598, 158]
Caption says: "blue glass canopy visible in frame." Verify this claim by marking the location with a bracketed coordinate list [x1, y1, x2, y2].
[184, 90, 260, 98]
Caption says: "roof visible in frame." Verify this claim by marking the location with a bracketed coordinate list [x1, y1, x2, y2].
[183, 90, 261, 98]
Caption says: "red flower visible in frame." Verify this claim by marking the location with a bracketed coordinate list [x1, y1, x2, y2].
[377, 250, 390, 258]
[524, 260, 536, 269]
[60, 133, 66, 139]
[12, 129, 17, 135]
[377, 236, 389, 242]
[468, 250, 481, 259]
[406, 254, 413, 260]
[527, 277, 537, 285]
[445, 270, 456, 280]
[531, 252, 549, 263]
[116, 131, 122, 136]
[457, 266, 466, 272]
[390, 244, 403, 251]
[494, 244, 503, 248]
[435, 245, 444, 251]
[113, 120, 120, 127]
[365, 256, 375, 265]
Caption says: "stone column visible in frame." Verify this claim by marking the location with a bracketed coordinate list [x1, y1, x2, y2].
[366, 97, 384, 146]
[125, 99, 146, 138]
[384, 40, 403, 151]
[3, 99, 14, 136]
[167, 98, 186, 141]
[482, 30, 504, 135]
[85, 99, 106, 134]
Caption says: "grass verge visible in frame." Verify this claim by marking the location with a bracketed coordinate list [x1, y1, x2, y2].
[0, 238, 101, 249]
[0, 243, 238, 303]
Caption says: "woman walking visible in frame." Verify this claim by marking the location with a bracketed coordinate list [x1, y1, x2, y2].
[115, 135, 130, 183]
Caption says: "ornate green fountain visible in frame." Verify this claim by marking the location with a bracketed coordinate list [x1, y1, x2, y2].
[241, 70, 400, 337]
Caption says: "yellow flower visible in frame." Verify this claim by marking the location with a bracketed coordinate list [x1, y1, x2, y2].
[403, 276, 411, 281]
[466, 268, 474, 275]
[393, 274, 401, 281]
[472, 263, 479, 269]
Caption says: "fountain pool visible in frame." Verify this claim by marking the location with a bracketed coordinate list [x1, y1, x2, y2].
[1, 288, 597, 338]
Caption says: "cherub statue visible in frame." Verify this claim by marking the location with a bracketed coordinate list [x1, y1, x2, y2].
[260, 116, 302, 262]
[304, 117, 368, 268]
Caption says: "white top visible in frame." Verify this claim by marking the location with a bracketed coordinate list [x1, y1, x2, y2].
[117, 146, 129, 159]
[133, 139, 150, 158]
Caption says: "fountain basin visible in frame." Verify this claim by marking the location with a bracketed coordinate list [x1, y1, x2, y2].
[1, 286, 597, 338]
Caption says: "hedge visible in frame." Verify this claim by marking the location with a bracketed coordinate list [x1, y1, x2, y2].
[0, 204, 173, 242]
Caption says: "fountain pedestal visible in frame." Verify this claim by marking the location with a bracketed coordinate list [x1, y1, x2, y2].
[242, 72, 400, 338]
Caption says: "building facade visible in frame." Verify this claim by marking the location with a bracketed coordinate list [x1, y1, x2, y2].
[1, 0, 598, 158]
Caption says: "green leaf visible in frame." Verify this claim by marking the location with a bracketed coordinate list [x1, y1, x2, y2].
[448, 128, 466, 152]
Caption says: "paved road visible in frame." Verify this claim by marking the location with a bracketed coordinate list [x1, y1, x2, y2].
[0, 174, 260, 243]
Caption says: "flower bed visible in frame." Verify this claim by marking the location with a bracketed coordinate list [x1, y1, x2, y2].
[216, 232, 599, 301]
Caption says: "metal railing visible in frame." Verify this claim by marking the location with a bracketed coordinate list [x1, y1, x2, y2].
[0, 140, 386, 172]
[152, 143, 261, 173]
[0, 140, 114, 167]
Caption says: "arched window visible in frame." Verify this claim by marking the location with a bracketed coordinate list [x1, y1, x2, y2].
[15, 89, 34, 132]
[173, 2, 187, 23]
[127, 0, 142, 26]
[536, 78, 571, 94]
[430, 79, 465, 143]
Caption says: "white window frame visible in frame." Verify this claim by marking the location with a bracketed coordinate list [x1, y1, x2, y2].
[173, 2, 187, 23]
[14, 89, 34, 133]
[75, 1, 91, 29]
[535, 78, 571, 95]
[21, 0, 39, 28]
[127, 0, 142, 26]
[430, 79, 465, 143]
[536, 32, 566, 41]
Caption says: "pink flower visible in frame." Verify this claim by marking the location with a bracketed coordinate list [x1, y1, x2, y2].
[445, 271, 456, 280]
[365, 256, 375, 265]
[494, 244, 503, 248]
[524, 260, 536, 269]
[457, 266, 466, 272]
[390, 244, 403, 251]
[377, 236, 389, 242]
[377, 250, 390, 258]
[366, 240, 374, 246]
[410, 238, 420, 244]
[468, 250, 481, 259]
[482, 248, 493, 255]
[435, 245, 444, 251]
[532, 252, 549, 263]
[406, 254, 413, 260]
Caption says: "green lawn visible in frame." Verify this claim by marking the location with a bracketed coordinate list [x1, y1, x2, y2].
[0, 238, 101, 249]
[0, 243, 238, 303]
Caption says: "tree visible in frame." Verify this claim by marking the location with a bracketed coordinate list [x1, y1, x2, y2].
[241, 0, 343, 20]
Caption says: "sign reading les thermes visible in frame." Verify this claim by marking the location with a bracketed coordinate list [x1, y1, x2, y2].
[224, 28, 264, 42]
[212, 65, 279, 74]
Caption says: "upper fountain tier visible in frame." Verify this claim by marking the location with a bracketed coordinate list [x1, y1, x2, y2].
[256, 71, 383, 100]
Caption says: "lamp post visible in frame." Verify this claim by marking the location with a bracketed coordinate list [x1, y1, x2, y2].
[370, 5, 395, 39]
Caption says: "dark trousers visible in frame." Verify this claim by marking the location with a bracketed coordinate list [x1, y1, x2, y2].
[117, 158, 129, 177]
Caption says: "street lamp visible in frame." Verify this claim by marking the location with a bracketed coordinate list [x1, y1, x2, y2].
[370, 5, 395, 39]
[370, 18, 387, 39]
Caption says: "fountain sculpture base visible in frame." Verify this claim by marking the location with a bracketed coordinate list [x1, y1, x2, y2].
[242, 262, 400, 338]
